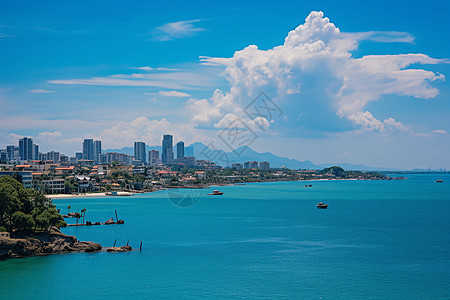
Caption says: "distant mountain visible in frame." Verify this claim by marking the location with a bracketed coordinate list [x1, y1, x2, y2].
[189, 142, 317, 169]
[104, 145, 161, 156]
[104, 142, 397, 171]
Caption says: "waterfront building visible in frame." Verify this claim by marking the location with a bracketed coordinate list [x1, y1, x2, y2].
[0, 171, 33, 188]
[19, 137, 33, 161]
[162, 134, 174, 164]
[134, 142, 146, 164]
[259, 161, 270, 170]
[82, 139, 94, 160]
[176, 141, 184, 159]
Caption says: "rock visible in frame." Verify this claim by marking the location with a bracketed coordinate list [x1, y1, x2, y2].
[104, 218, 115, 225]
[0, 227, 102, 260]
[107, 245, 132, 252]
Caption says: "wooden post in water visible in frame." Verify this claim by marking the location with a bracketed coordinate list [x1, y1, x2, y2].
[140, 241, 142, 251]
[113, 238, 117, 247]
[115, 210, 118, 223]
[126, 240, 129, 246]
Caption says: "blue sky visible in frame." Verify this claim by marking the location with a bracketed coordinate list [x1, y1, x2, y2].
[1, 0, 449, 169]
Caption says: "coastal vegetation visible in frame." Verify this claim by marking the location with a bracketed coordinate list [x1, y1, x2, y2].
[0, 176, 66, 233]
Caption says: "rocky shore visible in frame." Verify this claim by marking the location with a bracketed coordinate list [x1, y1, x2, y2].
[0, 227, 102, 260]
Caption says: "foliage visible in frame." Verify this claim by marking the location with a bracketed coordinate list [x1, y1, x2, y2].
[0, 176, 66, 233]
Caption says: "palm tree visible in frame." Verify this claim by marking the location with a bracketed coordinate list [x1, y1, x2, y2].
[75, 212, 81, 226]
[67, 206, 71, 214]
[81, 208, 86, 224]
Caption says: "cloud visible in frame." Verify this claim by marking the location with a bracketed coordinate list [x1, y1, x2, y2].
[48, 68, 220, 90]
[432, 129, 448, 135]
[152, 19, 206, 41]
[37, 131, 62, 139]
[193, 11, 446, 135]
[343, 31, 415, 43]
[127, 66, 182, 71]
[156, 90, 191, 97]
[30, 89, 55, 94]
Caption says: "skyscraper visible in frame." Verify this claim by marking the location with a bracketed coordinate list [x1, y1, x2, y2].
[82, 139, 94, 160]
[134, 141, 146, 164]
[32, 144, 39, 160]
[93, 140, 102, 164]
[19, 137, 33, 161]
[176, 141, 184, 159]
[162, 134, 173, 164]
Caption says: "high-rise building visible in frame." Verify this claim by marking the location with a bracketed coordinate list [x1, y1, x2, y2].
[82, 139, 94, 160]
[162, 135, 173, 164]
[19, 137, 33, 161]
[176, 141, 184, 159]
[134, 142, 146, 164]
[32, 144, 39, 160]
[149, 150, 160, 165]
[184, 146, 194, 157]
[93, 140, 102, 164]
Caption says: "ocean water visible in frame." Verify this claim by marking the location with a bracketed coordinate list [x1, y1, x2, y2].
[1, 174, 449, 299]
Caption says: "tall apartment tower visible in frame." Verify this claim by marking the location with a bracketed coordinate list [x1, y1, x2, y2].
[19, 137, 33, 161]
[93, 140, 102, 164]
[134, 141, 146, 164]
[82, 139, 94, 160]
[176, 141, 184, 159]
[32, 144, 39, 160]
[162, 134, 174, 164]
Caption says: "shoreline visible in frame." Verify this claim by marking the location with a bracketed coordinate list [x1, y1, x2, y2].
[47, 178, 385, 200]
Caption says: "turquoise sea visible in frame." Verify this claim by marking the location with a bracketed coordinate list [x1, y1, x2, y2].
[1, 174, 449, 299]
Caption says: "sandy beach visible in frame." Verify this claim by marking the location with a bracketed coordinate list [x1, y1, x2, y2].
[47, 192, 135, 199]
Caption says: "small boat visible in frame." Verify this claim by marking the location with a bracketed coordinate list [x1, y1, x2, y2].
[435, 180, 443, 183]
[317, 202, 328, 209]
[208, 190, 223, 195]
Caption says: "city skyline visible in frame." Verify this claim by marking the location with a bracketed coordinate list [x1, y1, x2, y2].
[1, 1, 449, 169]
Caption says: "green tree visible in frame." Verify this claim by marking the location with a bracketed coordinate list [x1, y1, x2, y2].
[12, 211, 35, 231]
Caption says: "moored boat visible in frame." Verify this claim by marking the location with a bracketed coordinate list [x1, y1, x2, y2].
[435, 180, 443, 183]
[208, 190, 223, 195]
[317, 202, 328, 209]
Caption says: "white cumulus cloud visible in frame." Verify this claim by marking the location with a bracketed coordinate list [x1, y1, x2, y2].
[193, 11, 446, 135]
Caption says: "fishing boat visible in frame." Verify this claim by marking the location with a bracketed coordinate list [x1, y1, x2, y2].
[316, 202, 328, 209]
[208, 190, 223, 195]
[435, 180, 443, 183]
